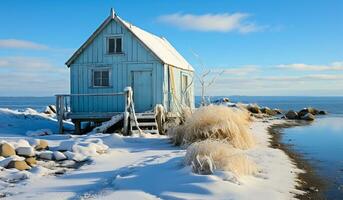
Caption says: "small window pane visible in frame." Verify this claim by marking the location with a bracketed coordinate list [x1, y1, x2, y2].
[101, 71, 110, 86]
[108, 38, 115, 53]
[115, 38, 122, 53]
[94, 71, 102, 86]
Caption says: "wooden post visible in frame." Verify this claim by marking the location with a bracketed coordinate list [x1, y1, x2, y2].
[123, 89, 129, 135]
[57, 95, 64, 134]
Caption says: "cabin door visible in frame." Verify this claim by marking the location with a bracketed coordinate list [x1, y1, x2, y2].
[131, 70, 153, 112]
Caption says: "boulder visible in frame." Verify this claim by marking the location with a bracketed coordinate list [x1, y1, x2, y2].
[247, 105, 261, 114]
[261, 107, 277, 116]
[7, 160, 31, 171]
[25, 157, 37, 166]
[273, 109, 282, 115]
[0, 143, 16, 157]
[36, 140, 49, 150]
[301, 113, 315, 121]
[39, 151, 54, 160]
[16, 147, 35, 157]
[299, 107, 319, 117]
[53, 151, 67, 161]
[285, 110, 298, 119]
[319, 110, 327, 115]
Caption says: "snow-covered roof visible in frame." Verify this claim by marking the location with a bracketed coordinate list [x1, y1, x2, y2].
[66, 10, 194, 71]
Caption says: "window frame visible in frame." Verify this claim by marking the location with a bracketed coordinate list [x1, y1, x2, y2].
[106, 35, 123, 54]
[91, 68, 112, 88]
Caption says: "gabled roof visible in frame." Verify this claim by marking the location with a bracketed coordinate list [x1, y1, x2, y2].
[66, 9, 194, 71]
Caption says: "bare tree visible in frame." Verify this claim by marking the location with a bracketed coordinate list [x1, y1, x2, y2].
[191, 51, 224, 106]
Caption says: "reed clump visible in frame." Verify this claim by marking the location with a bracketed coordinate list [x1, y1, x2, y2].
[169, 105, 254, 149]
[185, 140, 258, 176]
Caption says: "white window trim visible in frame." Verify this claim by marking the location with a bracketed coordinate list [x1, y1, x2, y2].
[91, 68, 112, 88]
[106, 35, 123, 54]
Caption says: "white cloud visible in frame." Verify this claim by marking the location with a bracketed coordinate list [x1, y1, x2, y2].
[157, 13, 264, 33]
[0, 39, 49, 50]
[277, 62, 343, 71]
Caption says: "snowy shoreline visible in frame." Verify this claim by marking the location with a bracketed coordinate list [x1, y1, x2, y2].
[0, 106, 304, 200]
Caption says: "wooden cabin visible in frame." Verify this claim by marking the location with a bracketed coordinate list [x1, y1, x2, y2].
[58, 9, 194, 133]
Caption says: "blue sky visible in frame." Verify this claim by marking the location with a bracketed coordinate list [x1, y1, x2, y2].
[0, 0, 342, 96]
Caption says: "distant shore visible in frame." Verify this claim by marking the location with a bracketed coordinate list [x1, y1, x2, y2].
[268, 121, 326, 200]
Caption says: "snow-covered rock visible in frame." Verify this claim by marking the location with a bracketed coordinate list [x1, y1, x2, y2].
[63, 151, 89, 162]
[27, 139, 40, 148]
[0, 155, 25, 168]
[53, 151, 67, 161]
[16, 147, 35, 157]
[39, 151, 54, 160]
[57, 140, 75, 152]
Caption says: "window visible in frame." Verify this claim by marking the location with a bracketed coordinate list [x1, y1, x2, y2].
[93, 69, 110, 87]
[108, 37, 123, 54]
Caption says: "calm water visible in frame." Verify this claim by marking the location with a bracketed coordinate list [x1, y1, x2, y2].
[282, 117, 343, 199]
[0, 97, 55, 111]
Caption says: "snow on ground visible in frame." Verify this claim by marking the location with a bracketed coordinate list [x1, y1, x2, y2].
[0, 108, 303, 200]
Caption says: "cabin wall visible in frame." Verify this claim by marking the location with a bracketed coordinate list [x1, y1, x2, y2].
[69, 20, 165, 114]
[166, 65, 195, 113]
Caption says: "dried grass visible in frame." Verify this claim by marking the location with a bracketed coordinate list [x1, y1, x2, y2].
[185, 140, 258, 176]
[169, 105, 255, 149]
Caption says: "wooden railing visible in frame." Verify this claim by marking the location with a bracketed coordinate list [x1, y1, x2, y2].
[55, 89, 131, 134]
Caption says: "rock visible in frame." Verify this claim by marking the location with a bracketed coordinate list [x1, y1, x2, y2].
[57, 141, 75, 152]
[299, 107, 319, 117]
[301, 113, 315, 121]
[60, 160, 77, 168]
[15, 139, 31, 148]
[16, 147, 35, 157]
[53, 151, 67, 161]
[319, 110, 327, 115]
[247, 104, 261, 114]
[273, 109, 282, 115]
[0, 143, 16, 157]
[0, 155, 25, 168]
[25, 157, 37, 166]
[285, 110, 298, 119]
[36, 140, 49, 150]
[7, 160, 31, 171]
[261, 107, 277, 116]
[39, 151, 54, 160]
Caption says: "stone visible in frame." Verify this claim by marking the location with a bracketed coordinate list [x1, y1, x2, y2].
[25, 157, 37, 166]
[39, 151, 54, 160]
[301, 113, 315, 121]
[319, 110, 327, 115]
[7, 160, 31, 171]
[0, 143, 16, 157]
[299, 107, 319, 117]
[247, 105, 261, 114]
[273, 109, 282, 115]
[261, 107, 277, 116]
[36, 140, 49, 150]
[53, 151, 67, 161]
[285, 110, 298, 119]
[16, 147, 35, 157]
